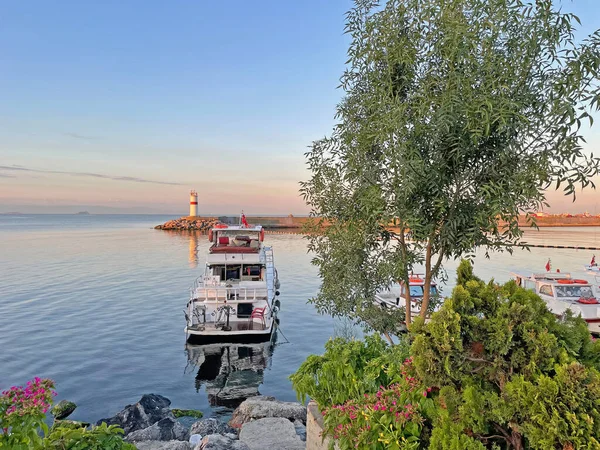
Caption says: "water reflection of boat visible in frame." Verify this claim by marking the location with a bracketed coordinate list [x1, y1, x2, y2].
[185, 341, 275, 409]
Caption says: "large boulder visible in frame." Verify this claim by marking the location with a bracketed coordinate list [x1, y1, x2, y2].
[228, 396, 306, 429]
[239, 418, 305, 450]
[194, 434, 249, 450]
[189, 418, 236, 437]
[52, 400, 77, 420]
[126, 417, 189, 442]
[135, 441, 192, 450]
[96, 394, 173, 434]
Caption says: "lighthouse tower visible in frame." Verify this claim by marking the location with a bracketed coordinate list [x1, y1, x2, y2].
[189, 190, 198, 217]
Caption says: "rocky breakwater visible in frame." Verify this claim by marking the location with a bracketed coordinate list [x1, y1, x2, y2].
[155, 217, 219, 231]
[82, 394, 307, 450]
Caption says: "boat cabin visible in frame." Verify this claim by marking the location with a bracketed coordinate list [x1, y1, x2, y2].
[208, 224, 265, 254]
[376, 275, 439, 310]
[512, 272, 597, 304]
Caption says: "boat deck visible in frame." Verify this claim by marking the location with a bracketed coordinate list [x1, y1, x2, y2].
[187, 321, 268, 333]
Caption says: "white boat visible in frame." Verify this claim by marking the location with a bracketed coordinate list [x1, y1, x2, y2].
[184, 220, 280, 344]
[511, 271, 600, 334]
[375, 275, 440, 328]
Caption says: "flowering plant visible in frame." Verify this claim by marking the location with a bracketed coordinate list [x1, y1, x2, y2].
[321, 358, 435, 450]
[0, 377, 56, 449]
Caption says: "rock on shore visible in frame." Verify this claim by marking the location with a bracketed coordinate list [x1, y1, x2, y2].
[94, 393, 306, 450]
[155, 217, 218, 231]
[229, 396, 307, 429]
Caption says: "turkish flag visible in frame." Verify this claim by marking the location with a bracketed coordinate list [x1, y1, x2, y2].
[592, 255, 596, 266]
[545, 259, 551, 272]
[241, 214, 249, 228]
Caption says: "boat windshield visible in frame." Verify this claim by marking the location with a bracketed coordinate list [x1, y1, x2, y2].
[409, 285, 438, 297]
[555, 285, 594, 298]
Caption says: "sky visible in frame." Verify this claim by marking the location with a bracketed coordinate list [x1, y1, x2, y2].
[1, 0, 599, 215]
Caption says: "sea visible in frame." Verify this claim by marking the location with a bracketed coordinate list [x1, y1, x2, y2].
[1, 214, 600, 423]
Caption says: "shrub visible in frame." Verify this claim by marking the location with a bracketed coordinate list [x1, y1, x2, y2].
[0, 377, 56, 449]
[290, 334, 410, 406]
[1, 378, 134, 450]
[321, 357, 436, 450]
[293, 261, 600, 449]
[43, 422, 135, 450]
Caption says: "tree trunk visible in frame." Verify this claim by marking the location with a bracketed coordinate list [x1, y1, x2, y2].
[404, 277, 412, 328]
[420, 240, 433, 319]
[510, 429, 524, 450]
[382, 331, 394, 345]
[398, 227, 412, 328]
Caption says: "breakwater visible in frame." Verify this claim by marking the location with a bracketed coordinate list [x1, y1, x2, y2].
[155, 215, 311, 231]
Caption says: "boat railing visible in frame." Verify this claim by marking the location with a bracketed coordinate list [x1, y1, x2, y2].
[191, 285, 268, 302]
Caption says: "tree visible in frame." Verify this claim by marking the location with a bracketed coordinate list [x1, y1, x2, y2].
[301, 0, 600, 333]
[411, 263, 600, 449]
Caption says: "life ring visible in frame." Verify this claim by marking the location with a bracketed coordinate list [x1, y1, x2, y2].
[208, 230, 213, 242]
[260, 229, 265, 242]
[557, 279, 575, 284]
[578, 297, 599, 304]
[214, 223, 228, 229]
[409, 277, 423, 283]
[574, 279, 589, 284]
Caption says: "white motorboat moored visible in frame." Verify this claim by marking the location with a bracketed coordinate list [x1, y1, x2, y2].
[375, 274, 440, 328]
[184, 217, 280, 344]
[512, 270, 600, 334]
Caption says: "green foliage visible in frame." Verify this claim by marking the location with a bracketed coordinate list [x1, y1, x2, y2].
[0, 378, 55, 450]
[456, 259, 481, 287]
[290, 334, 409, 406]
[1, 378, 133, 450]
[295, 262, 600, 449]
[43, 423, 135, 450]
[301, 0, 600, 334]
[171, 408, 203, 419]
[322, 358, 435, 450]
[413, 261, 600, 449]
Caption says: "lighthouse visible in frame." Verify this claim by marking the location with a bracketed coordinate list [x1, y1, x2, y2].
[189, 190, 198, 217]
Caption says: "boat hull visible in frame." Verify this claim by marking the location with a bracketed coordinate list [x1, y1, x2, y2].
[185, 322, 275, 345]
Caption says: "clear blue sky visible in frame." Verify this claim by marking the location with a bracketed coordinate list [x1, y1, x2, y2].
[1, 0, 599, 214]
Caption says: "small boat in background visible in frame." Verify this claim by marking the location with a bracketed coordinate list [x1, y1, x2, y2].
[375, 274, 440, 328]
[184, 215, 281, 344]
[512, 267, 600, 335]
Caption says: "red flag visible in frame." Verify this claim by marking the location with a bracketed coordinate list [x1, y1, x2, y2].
[545, 259, 551, 272]
[241, 213, 249, 228]
[592, 255, 596, 266]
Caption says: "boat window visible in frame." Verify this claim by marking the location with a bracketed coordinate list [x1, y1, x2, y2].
[555, 285, 594, 298]
[539, 285, 553, 296]
[523, 280, 536, 291]
[242, 265, 262, 281]
[408, 285, 438, 297]
[224, 265, 241, 280]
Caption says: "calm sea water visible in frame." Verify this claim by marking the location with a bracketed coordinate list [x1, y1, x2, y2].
[1, 214, 600, 423]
